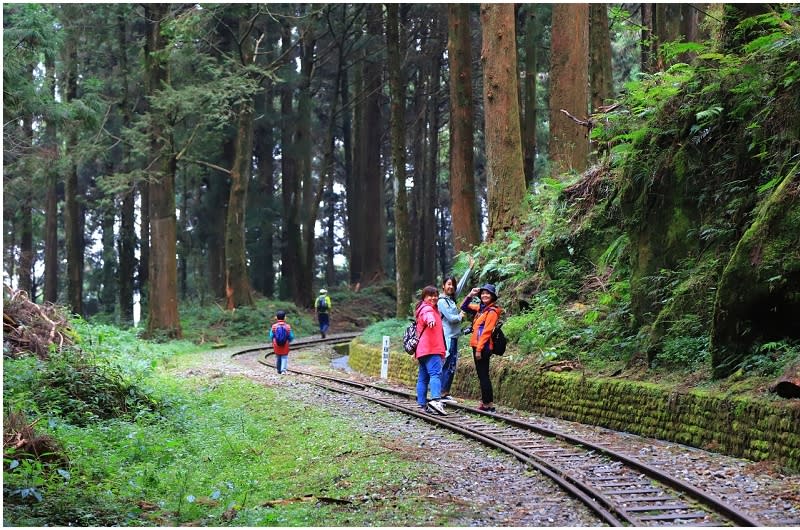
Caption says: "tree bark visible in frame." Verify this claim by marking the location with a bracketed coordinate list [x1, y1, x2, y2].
[279, 23, 300, 299]
[116, 12, 135, 325]
[357, 3, 386, 286]
[18, 112, 34, 297]
[590, 4, 614, 112]
[63, 33, 83, 316]
[347, 56, 364, 286]
[252, 84, 276, 298]
[421, 36, 442, 284]
[480, 3, 527, 239]
[144, 3, 181, 338]
[449, 4, 482, 254]
[521, 5, 538, 189]
[387, 4, 413, 317]
[100, 182, 117, 314]
[641, 3, 654, 73]
[549, 3, 590, 178]
[297, 26, 318, 308]
[44, 55, 59, 304]
[224, 14, 257, 310]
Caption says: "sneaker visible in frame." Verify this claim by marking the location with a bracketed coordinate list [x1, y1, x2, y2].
[427, 399, 447, 416]
[477, 404, 496, 413]
[440, 395, 458, 404]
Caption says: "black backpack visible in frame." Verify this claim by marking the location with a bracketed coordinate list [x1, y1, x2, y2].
[491, 322, 506, 356]
[487, 307, 506, 356]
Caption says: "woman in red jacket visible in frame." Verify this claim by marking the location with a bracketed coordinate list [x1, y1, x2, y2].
[461, 284, 502, 412]
[414, 285, 448, 415]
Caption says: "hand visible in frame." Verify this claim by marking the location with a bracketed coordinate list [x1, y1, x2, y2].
[475, 353, 482, 360]
[469, 287, 480, 297]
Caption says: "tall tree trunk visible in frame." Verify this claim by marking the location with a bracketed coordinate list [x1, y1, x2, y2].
[411, 64, 426, 286]
[119, 184, 136, 324]
[641, 3, 655, 73]
[63, 35, 83, 316]
[138, 178, 150, 313]
[347, 57, 364, 286]
[387, 4, 412, 317]
[225, 15, 256, 310]
[117, 12, 135, 325]
[252, 85, 276, 298]
[548, 3, 590, 178]
[480, 3, 527, 239]
[144, 3, 181, 338]
[296, 28, 317, 308]
[590, 4, 614, 112]
[448, 4, 481, 254]
[522, 5, 538, 189]
[44, 55, 59, 304]
[422, 45, 442, 283]
[18, 114, 34, 297]
[321, 15, 347, 290]
[358, 3, 386, 286]
[340, 61, 354, 285]
[280, 23, 299, 299]
[101, 185, 117, 314]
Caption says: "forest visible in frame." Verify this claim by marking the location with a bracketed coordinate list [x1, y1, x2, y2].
[5, 3, 799, 376]
[4, 2, 800, 526]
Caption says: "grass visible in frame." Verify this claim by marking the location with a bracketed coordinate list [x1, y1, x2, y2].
[3, 340, 459, 527]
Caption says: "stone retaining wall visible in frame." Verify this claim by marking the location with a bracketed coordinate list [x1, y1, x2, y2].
[348, 340, 800, 471]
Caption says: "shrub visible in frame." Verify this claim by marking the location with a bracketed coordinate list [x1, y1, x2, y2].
[33, 347, 161, 426]
[360, 318, 408, 346]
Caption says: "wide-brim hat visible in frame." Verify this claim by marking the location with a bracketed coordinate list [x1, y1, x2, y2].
[479, 283, 498, 299]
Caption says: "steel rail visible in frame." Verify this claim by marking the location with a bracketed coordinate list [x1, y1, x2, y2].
[311, 378, 626, 527]
[235, 342, 761, 527]
[277, 359, 762, 527]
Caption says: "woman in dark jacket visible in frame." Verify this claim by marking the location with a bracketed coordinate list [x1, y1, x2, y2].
[460, 283, 502, 412]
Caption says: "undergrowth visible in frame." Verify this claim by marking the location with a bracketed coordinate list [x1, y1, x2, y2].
[3, 321, 450, 527]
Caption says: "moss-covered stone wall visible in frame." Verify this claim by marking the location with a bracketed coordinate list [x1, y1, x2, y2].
[349, 339, 800, 471]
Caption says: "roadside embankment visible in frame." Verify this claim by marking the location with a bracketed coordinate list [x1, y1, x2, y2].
[348, 339, 800, 471]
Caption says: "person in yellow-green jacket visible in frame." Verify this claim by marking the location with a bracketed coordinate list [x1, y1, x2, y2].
[314, 288, 332, 338]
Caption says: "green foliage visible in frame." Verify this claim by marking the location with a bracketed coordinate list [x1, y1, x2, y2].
[655, 314, 711, 371]
[597, 235, 630, 275]
[502, 293, 568, 358]
[3, 322, 168, 426]
[738, 340, 800, 377]
[178, 299, 316, 345]
[4, 359, 437, 527]
[360, 318, 409, 346]
[30, 347, 161, 426]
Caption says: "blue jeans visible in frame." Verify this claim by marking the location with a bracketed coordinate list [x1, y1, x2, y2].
[318, 313, 330, 334]
[416, 354, 443, 406]
[276, 354, 288, 374]
[441, 337, 459, 394]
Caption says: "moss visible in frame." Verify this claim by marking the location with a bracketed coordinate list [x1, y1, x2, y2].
[349, 341, 800, 471]
[666, 207, 692, 248]
[711, 172, 800, 377]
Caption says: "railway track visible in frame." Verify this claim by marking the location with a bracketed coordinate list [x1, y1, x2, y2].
[232, 336, 763, 527]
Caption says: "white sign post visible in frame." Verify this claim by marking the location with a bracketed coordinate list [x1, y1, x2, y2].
[380, 336, 390, 379]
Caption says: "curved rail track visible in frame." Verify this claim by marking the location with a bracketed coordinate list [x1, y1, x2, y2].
[232, 336, 763, 527]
